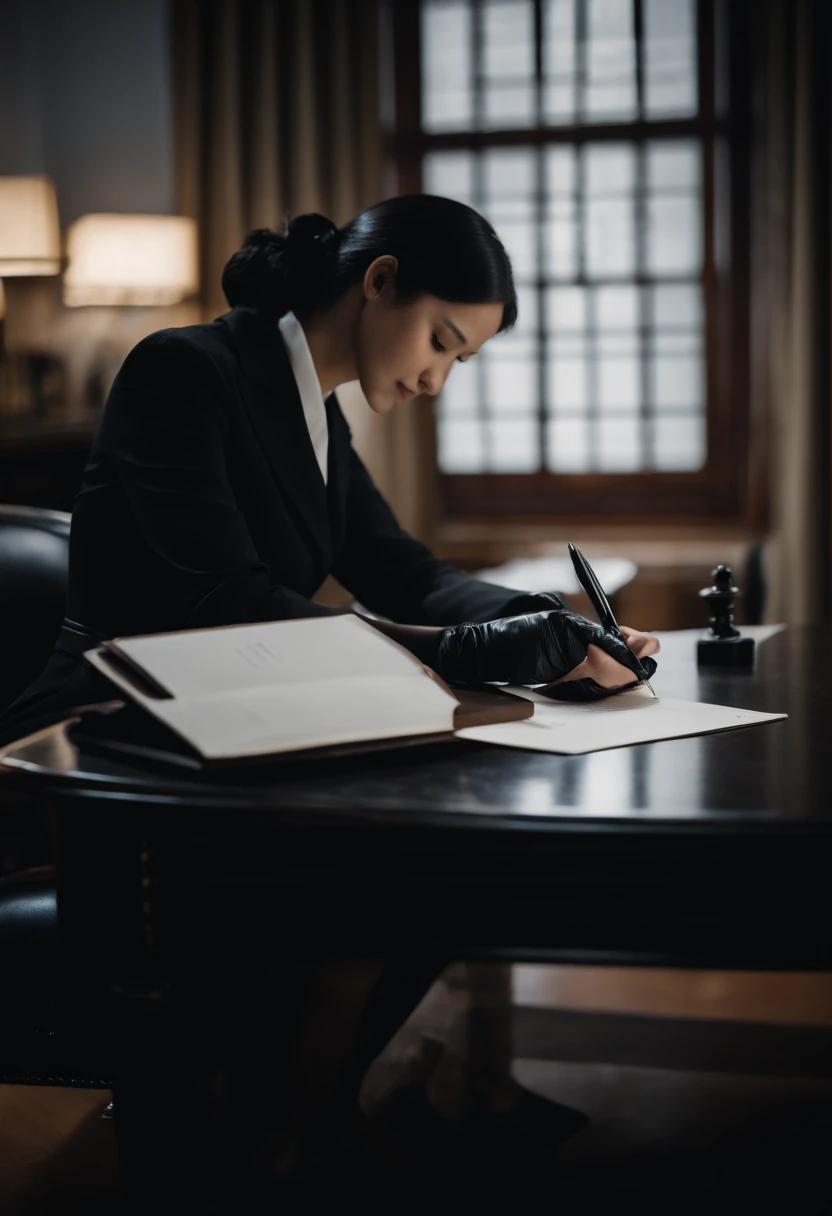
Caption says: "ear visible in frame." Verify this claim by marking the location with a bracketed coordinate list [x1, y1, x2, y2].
[363, 254, 399, 303]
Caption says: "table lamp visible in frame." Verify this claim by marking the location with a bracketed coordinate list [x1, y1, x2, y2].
[62, 214, 199, 408]
[0, 175, 63, 418]
[0, 175, 61, 277]
[63, 214, 199, 307]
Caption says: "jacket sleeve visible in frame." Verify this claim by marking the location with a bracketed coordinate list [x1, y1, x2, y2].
[100, 330, 336, 627]
[331, 444, 559, 625]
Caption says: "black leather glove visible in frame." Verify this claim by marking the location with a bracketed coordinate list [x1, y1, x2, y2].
[436, 608, 657, 688]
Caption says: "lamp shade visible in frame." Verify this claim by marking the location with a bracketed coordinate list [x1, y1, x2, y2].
[63, 214, 199, 306]
[0, 175, 61, 276]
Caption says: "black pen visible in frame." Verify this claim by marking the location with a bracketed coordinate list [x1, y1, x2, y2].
[568, 542, 657, 697]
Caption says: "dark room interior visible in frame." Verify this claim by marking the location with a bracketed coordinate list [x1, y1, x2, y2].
[0, 0, 830, 1209]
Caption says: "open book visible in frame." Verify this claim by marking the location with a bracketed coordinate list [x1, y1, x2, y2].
[83, 615, 530, 764]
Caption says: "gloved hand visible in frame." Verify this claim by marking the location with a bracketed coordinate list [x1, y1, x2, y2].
[435, 608, 658, 689]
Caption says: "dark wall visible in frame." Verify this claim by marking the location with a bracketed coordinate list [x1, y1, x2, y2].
[0, 0, 181, 511]
[0, 0, 175, 222]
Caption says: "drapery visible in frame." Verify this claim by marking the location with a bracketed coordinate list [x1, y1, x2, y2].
[171, 0, 382, 318]
[758, 0, 832, 623]
[170, 0, 429, 537]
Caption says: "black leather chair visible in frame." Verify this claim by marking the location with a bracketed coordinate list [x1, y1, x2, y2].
[0, 503, 113, 1088]
[0, 504, 72, 878]
[0, 503, 71, 716]
[0, 864, 113, 1087]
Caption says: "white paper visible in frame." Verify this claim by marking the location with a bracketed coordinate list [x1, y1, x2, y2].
[145, 675, 455, 760]
[111, 615, 426, 699]
[85, 616, 458, 760]
[456, 685, 786, 755]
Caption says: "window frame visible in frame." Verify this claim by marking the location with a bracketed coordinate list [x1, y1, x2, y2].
[387, 0, 760, 526]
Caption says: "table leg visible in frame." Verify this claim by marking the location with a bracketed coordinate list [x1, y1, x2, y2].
[112, 1003, 223, 1215]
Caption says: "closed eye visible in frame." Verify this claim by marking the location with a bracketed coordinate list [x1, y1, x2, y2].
[432, 334, 468, 363]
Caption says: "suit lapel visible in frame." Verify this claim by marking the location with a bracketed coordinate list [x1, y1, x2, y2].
[324, 391, 352, 554]
[221, 307, 332, 574]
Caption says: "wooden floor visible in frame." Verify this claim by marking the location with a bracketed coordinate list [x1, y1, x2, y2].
[2, 966, 831, 1211]
[0, 1086, 120, 1215]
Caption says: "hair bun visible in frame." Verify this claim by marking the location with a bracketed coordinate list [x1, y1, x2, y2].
[284, 214, 340, 271]
[286, 213, 340, 255]
[242, 228, 285, 252]
[222, 214, 341, 315]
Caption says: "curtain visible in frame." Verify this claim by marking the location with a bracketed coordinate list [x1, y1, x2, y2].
[170, 0, 430, 537]
[171, 0, 382, 318]
[758, 0, 832, 624]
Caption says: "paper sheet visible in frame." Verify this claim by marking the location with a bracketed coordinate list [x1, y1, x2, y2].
[456, 685, 787, 755]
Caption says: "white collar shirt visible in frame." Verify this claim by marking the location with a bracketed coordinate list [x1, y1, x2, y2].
[277, 309, 329, 486]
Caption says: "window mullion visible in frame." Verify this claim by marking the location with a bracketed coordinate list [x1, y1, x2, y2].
[634, 0, 645, 118]
[574, 0, 598, 469]
[633, 0, 651, 469]
[534, 0, 545, 473]
[471, 0, 489, 469]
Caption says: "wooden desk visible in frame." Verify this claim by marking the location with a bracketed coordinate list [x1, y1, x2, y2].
[0, 627, 829, 979]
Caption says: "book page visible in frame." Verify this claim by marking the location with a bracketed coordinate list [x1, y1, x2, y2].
[150, 673, 455, 759]
[456, 686, 786, 755]
[109, 615, 428, 700]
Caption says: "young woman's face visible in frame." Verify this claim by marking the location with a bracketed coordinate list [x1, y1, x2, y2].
[355, 256, 505, 415]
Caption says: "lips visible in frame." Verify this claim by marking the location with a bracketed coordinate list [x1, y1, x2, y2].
[396, 381, 416, 400]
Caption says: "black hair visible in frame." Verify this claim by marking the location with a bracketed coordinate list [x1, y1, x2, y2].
[221, 194, 517, 333]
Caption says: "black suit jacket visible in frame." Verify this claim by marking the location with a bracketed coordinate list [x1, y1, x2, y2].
[67, 307, 536, 636]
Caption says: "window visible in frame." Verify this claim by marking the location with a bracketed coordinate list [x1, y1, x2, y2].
[390, 0, 754, 522]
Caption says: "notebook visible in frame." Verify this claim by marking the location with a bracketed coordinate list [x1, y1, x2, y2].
[83, 615, 531, 765]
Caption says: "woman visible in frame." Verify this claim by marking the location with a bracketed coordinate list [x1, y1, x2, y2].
[0, 195, 659, 1180]
[1, 194, 657, 742]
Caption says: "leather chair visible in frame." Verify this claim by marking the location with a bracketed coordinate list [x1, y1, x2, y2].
[0, 865, 112, 1087]
[0, 504, 72, 875]
[0, 503, 71, 716]
[0, 503, 113, 1088]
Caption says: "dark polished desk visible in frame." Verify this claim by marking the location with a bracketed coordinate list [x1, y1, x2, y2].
[0, 626, 829, 982]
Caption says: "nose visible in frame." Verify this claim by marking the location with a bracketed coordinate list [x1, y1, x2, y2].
[418, 362, 450, 397]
